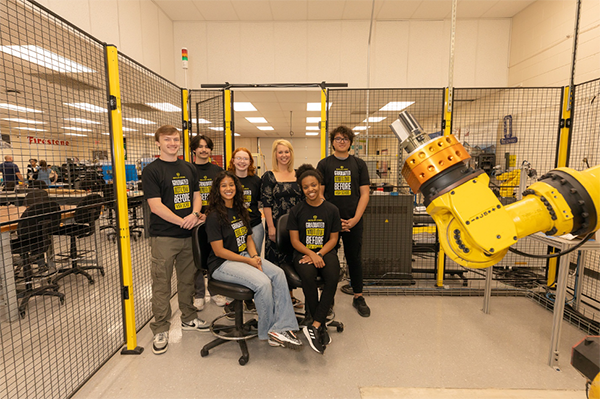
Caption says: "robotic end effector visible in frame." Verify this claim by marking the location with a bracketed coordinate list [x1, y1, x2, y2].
[390, 111, 600, 269]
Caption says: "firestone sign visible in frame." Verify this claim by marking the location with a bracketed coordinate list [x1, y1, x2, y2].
[28, 136, 70, 146]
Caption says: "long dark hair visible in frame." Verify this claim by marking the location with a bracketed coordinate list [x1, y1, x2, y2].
[206, 171, 250, 228]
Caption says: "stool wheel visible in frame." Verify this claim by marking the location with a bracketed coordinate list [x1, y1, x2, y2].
[239, 355, 248, 366]
[337, 323, 344, 333]
[200, 348, 209, 357]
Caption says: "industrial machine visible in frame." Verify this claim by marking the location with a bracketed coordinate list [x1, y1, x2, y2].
[571, 336, 600, 399]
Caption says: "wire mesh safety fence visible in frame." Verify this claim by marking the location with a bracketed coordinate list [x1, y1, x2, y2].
[188, 89, 225, 168]
[0, 0, 123, 398]
[117, 53, 184, 331]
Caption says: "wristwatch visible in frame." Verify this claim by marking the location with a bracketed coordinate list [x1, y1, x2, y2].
[193, 211, 201, 218]
[317, 252, 323, 258]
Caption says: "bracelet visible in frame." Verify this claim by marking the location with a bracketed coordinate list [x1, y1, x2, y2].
[251, 254, 259, 258]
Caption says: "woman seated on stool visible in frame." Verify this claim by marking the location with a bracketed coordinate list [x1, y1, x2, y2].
[287, 164, 341, 354]
[205, 171, 302, 350]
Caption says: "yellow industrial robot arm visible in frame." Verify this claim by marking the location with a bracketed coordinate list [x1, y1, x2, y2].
[390, 111, 600, 269]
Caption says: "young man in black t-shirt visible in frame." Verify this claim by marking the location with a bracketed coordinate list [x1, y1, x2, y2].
[317, 126, 371, 317]
[142, 125, 208, 355]
[190, 134, 223, 309]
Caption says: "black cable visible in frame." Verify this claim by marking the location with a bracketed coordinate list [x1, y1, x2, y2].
[508, 233, 593, 259]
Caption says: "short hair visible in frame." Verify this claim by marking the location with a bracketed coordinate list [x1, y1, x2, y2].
[29, 158, 37, 163]
[154, 125, 180, 142]
[296, 163, 323, 185]
[271, 139, 294, 173]
[228, 148, 255, 176]
[330, 125, 354, 147]
[191, 135, 214, 152]
[5, 155, 12, 161]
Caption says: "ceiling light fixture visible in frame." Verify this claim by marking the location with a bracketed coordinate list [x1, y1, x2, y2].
[363, 117, 387, 123]
[257, 126, 274, 131]
[62, 127, 92, 132]
[3, 118, 44, 124]
[0, 45, 95, 73]
[13, 127, 46, 131]
[306, 117, 321, 123]
[0, 103, 43, 113]
[122, 127, 137, 132]
[191, 118, 211, 124]
[306, 132, 319, 136]
[209, 127, 224, 131]
[64, 102, 106, 113]
[233, 102, 257, 111]
[245, 117, 268, 123]
[64, 117, 101, 124]
[234, 133, 240, 137]
[146, 102, 182, 112]
[63, 133, 88, 137]
[379, 101, 415, 111]
[352, 126, 371, 131]
[124, 117, 156, 125]
[306, 126, 319, 131]
[307, 102, 331, 111]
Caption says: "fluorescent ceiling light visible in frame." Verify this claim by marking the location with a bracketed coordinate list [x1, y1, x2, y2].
[146, 102, 182, 112]
[352, 126, 371, 131]
[63, 133, 88, 137]
[245, 117, 268, 123]
[124, 117, 155, 125]
[144, 133, 155, 136]
[0, 45, 95, 73]
[306, 117, 321, 123]
[3, 118, 44, 124]
[64, 117, 100, 124]
[233, 102, 257, 111]
[122, 127, 137, 132]
[64, 102, 106, 113]
[306, 126, 319, 131]
[234, 133, 240, 137]
[0, 103, 43, 113]
[14, 127, 46, 131]
[257, 126, 274, 131]
[62, 126, 92, 132]
[363, 117, 387, 123]
[101, 132, 110, 135]
[191, 118, 211, 124]
[209, 127, 224, 131]
[307, 102, 331, 111]
[379, 101, 415, 111]
[306, 132, 319, 136]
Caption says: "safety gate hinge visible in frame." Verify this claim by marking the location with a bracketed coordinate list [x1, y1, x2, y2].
[109, 95, 117, 111]
[182, 120, 188, 130]
[559, 118, 572, 128]
[122, 286, 130, 300]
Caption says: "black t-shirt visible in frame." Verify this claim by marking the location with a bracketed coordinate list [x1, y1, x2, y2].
[238, 175, 262, 227]
[194, 162, 223, 212]
[205, 208, 253, 276]
[287, 200, 341, 254]
[142, 158, 199, 238]
[316, 155, 370, 219]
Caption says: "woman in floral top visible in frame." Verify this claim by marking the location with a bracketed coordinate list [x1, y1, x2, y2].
[261, 139, 303, 306]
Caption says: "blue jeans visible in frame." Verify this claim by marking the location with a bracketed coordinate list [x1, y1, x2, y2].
[251, 222, 264, 256]
[212, 252, 298, 340]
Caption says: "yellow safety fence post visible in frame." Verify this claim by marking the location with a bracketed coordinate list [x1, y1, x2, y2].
[105, 45, 143, 355]
[224, 89, 233, 165]
[182, 89, 190, 162]
[320, 88, 327, 159]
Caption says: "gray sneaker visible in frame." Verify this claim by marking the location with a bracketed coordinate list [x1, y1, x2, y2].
[152, 332, 169, 355]
[182, 318, 209, 331]
[268, 331, 303, 350]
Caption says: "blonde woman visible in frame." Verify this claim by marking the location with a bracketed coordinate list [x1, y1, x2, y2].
[261, 139, 303, 307]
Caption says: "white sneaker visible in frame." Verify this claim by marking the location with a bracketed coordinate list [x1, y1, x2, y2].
[194, 297, 205, 311]
[152, 332, 169, 355]
[181, 318, 209, 331]
[212, 295, 229, 307]
[204, 292, 211, 304]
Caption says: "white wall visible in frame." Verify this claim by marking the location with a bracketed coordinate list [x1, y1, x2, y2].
[37, 0, 175, 82]
[508, 0, 600, 87]
[173, 19, 511, 89]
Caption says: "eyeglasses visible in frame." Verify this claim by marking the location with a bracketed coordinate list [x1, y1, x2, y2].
[334, 137, 349, 143]
[234, 157, 250, 162]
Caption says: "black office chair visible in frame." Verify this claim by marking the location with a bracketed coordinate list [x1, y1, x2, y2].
[191, 224, 258, 366]
[100, 183, 143, 242]
[11, 201, 65, 318]
[29, 180, 48, 189]
[276, 213, 344, 333]
[52, 194, 105, 285]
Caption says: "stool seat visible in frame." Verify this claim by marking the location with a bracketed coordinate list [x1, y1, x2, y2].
[279, 261, 323, 289]
[207, 280, 254, 301]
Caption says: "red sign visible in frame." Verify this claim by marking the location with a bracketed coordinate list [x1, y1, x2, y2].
[28, 136, 70, 146]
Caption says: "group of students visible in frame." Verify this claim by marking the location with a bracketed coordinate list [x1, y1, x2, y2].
[0, 156, 57, 188]
[143, 124, 371, 356]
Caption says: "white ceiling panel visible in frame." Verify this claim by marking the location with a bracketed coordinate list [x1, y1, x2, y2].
[152, 0, 205, 21]
[456, 0, 497, 19]
[231, 0, 274, 20]
[412, 1, 452, 19]
[481, 0, 535, 18]
[192, 0, 239, 20]
[342, 0, 383, 20]
[269, 0, 308, 20]
[307, 0, 346, 20]
[376, 0, 422, 20]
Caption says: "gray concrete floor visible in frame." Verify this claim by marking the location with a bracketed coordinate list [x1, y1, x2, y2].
[73, 292, 588, 399]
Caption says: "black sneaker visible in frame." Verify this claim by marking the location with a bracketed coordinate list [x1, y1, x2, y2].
[223, 301, 236, 320]
[244, 299, 256, 312]
[303, 325, 324, 354]
[319, 325, 331, 346]
[352, 296, 371, 317]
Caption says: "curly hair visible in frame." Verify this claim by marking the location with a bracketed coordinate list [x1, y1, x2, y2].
[206, 171, 250, 229]
[329, 125, 354, 147]
[228, 147, 255, 176]
[296, 163, 323, 185]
